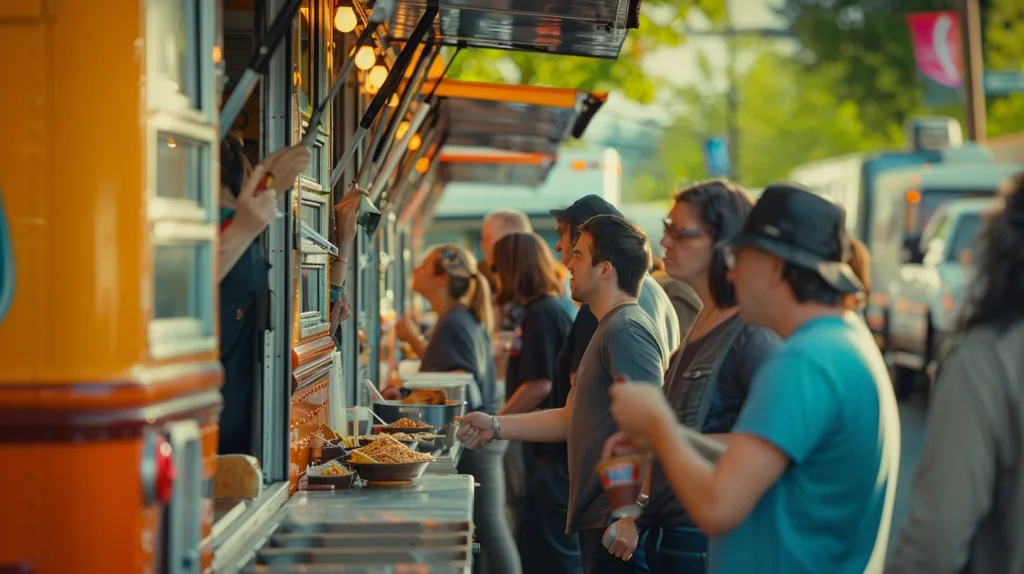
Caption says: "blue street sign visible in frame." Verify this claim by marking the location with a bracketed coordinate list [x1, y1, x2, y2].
[703, 137, 731, 178]
[983, 70, 1024, 96]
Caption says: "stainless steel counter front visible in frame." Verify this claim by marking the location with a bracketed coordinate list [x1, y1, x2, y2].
[235, 474, 476, 573]
[285, 474, 474, 525]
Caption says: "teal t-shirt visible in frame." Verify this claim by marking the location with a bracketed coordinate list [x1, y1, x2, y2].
[709, 314, 901, 574]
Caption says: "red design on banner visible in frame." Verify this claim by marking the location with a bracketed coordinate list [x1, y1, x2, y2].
[906, 11, 963, 88]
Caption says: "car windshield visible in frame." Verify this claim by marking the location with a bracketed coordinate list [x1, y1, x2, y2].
[918, 188, 992, 231]
[946, 212, 983, 264]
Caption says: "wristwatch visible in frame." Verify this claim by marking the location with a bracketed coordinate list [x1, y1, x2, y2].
[491, 416, 501, 440]
[636, 493, 649, 509]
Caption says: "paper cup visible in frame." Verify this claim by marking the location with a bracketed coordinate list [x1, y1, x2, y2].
[596, 455, 645, 518]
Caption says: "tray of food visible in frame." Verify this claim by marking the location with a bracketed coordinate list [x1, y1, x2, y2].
[349, 435, 434, 485]
[373, 416, 437, 435]
[306, 459, 356, 489]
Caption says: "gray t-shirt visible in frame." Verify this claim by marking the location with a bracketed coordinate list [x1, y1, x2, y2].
[637, 274, 681, 361]
[566, 302, 666, 533]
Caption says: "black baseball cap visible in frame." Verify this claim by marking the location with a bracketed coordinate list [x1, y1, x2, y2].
[549, 194, 624, 226]
[721, 182, 864, 294]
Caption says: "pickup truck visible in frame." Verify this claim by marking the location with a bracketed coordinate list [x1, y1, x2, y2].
[887, 197, 996, 399]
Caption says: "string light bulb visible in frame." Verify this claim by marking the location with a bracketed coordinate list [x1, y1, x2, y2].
[334, 5, 357, 33]
[367, 64, 388, 92]
[354, 45, 375, 70]
[396, 121, 410, 140]
[408, 133, 422, 151]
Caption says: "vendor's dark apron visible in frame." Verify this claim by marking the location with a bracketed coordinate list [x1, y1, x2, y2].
[218, 212, 269, 456]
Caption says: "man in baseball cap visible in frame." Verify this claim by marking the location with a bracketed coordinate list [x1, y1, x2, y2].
[602, 182, 901, 573]
[550, 194, 681, 361]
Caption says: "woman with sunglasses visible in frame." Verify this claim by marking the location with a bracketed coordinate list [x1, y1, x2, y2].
[601, 180, 780, 573]
[393, 245, 520, 574]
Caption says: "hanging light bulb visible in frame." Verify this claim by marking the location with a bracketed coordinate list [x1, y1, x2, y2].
[415, 156, 431, 174]
[363, 72, 379, 95]
[353, 45, 375, 71]
[408, 133, 422, 151]
[367, 64, 388, 92]
[396, 121, 410, 140]
[334, 5, 357, 33]
[388, 94, 399, 107]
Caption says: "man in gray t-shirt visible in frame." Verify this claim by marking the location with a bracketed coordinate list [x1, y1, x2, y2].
[457, 215, 666, 574]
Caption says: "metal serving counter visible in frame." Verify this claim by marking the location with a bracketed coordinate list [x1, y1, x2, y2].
[238, 474, 476, 573]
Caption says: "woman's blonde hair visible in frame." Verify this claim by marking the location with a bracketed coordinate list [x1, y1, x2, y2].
[429, 244, 494, 333]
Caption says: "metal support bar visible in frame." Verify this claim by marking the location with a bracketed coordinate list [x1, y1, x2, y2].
[301, 23, 378, 147]
[959, 0, 987, 142]
[371, 37, 439, 166]
[356, 107, 395, 188]
[369, 103, 432, 200]
[219, 0, 303, 139]
[328, 0, 438, 188]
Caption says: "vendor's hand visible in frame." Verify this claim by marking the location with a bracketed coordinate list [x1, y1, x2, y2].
[395, 313, 419, 344]
[335, 185, 369, 247]
[609, 377, 675, 442]
[454, 412, 495, 450]
[602, 431, 653, 463]
[604, 517, 639, 561]
[337, 293, 351, 322]
[232, 166, 279, 238]
[261, 144, 311, 190]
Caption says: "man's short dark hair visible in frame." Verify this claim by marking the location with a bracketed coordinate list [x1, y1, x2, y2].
[578, 215, 650, 298]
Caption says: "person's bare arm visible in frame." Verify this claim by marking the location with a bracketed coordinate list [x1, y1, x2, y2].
[651, 421, 789, 536]
[498, 379, 552, 414]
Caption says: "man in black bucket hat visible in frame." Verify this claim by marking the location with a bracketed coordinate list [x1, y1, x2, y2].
[600, 183, 902, 574]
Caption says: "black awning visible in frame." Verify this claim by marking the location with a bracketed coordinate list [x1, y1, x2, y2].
[374, 0, 641, 58]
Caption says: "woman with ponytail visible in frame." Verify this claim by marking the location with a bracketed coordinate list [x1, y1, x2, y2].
[394, 244, 519, 574]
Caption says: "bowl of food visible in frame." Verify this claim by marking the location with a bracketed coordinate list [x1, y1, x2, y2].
[373, 416, 438, 435]
[372, 400, 466, 433]
[349, 435, 434, 485]
[306, 459, 355, 489]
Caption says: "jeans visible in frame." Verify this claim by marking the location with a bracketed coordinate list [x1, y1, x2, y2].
[579, 528, 632, 574]
[631, 525, 707, 574]
[519, 459, 582, 574]
[459, 441, 521, 574]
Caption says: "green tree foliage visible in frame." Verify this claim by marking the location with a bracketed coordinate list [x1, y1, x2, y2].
[984, 0, 1024, 137]
[780, 0, 1024, 138]
[447, 0, 727, 104]
[627, 49, 888, 200]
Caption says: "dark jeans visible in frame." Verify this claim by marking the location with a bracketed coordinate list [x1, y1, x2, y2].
[631, 525, 707, 574]
[580, 528, 632, 574]
[459, 441, 520, 574]
[519, 459, 582, 574]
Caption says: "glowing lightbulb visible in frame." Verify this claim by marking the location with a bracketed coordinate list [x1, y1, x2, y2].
[396, 121, 410, 140]
[354, 45, 375, 71]
[363, 73, 379, 95]
[334, 6, 357, 33]
[367, 64, 388, 91]
[408, 134, 422, 151]
[415, 157, 430, 173]
[388, 94, 399, 107]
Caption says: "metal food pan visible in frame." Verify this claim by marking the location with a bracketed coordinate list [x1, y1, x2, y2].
[278, 521, 472, 535]
[255, 547, 468, 566]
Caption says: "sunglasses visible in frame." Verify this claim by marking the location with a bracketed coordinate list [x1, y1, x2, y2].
[662, 218, 704, 241]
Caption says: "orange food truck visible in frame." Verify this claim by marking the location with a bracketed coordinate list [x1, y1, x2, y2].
[0, 0, 632, 572]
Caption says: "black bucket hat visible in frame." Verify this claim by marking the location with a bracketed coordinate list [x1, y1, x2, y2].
[721, 182, 864, 294]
